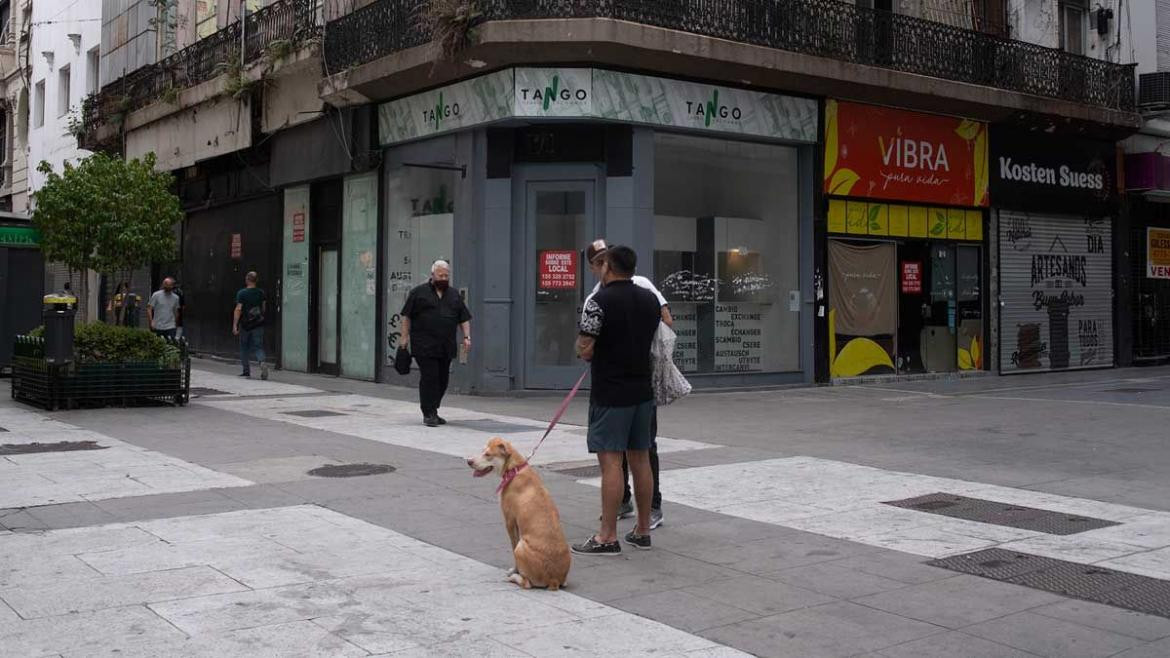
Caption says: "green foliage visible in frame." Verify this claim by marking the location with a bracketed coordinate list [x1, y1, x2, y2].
[25, 324, 181, 368]
[416, 0, 483, 61]
[32, 153, 181, 281]
[215, 59, 262, 100]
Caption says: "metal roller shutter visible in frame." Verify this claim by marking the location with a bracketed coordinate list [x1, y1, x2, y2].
[1160, 0, 1170, 71]
[998, 211, 1113, 373]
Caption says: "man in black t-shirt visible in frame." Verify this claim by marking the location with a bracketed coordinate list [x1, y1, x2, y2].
[572, 245, 661, 556]
[401, 260, 472, 427]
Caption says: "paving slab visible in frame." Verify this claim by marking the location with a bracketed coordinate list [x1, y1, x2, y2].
[875, 631, 1037, 657]
[852, 574, 1061, 629]
[609, 589, 759, 633]
[1031, 598, 1170, 642]
[962, 610, 1145, 657]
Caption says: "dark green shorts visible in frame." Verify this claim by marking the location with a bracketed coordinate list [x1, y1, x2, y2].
[587, 401, 654, 453]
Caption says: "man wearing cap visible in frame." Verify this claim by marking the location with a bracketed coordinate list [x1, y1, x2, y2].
[585, 239, 672, 531]
[400, 260, 472, 427]
[572, 244, 662, 555]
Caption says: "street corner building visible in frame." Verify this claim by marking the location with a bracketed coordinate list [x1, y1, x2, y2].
[73, 0, 1165, 392]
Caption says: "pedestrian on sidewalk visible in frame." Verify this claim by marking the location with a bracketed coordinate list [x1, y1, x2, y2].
[400, 259, 472, 427]
[233, 271, 269, 380]
[572, 245, 661, 556]
[584, 239, 672, 530]
[107, 281, 142, 327]
[172, 278, 187, 340]
[147, 277, 180, 339]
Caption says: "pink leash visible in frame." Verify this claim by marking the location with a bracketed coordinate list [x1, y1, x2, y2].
[525, 368, 589, 463]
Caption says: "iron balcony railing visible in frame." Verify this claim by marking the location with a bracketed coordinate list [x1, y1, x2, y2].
[82, 0, 321, 141]
[323, 0, 1135, 113]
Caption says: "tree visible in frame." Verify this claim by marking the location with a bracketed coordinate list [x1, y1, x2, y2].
[32, 153, 181, 310]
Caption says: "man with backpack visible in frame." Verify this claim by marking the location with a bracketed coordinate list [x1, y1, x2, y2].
[233, 271, 268, 380]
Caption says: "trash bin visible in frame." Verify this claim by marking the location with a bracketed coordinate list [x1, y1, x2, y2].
[43, 292, 77, 364]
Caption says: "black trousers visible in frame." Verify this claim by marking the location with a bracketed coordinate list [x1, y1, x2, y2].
[416, 356, 452, 417]
[622, 406, 661, 509]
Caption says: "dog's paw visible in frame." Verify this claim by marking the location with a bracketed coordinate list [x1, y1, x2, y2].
[506, 567, 518, 577]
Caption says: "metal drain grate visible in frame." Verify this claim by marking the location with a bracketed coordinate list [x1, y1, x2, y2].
[307, 463, 396, 478]
[283, 410, 346, 418]
[930, 548, 1170, 618]
[189, 387, 230, 396]
[883, 493, 1119, 535]
[456, 419, 546, 434]
[0, 441, 109, 455]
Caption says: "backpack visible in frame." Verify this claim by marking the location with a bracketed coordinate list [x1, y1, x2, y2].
[242, 303, 264, 330]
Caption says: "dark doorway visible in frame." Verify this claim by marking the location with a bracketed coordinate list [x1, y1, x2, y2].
[310, 179, 342, 375]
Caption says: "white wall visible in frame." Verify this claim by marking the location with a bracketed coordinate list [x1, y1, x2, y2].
[1008, 0, 1134, 64]
[28, 0, 102, 199]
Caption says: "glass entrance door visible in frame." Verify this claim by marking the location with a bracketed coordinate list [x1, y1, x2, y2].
[316, 247, 339, 375]
[525, 181, 595, 389]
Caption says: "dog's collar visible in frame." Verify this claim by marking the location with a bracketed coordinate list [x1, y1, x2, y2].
[496, 463, 528, 495]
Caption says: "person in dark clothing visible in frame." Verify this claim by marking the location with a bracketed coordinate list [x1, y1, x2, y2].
[571, 245, 661, 556]
[233, 271, 268, 380]
[401, 260, 472, 427]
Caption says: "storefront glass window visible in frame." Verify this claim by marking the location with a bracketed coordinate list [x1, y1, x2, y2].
[384, 165, 456, 362]
[653, 133, 800, 374]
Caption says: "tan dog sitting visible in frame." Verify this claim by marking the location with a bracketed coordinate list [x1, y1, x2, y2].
[467, 437, 571, 590]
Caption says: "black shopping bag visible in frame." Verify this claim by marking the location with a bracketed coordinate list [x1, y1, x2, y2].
[394, 346, 412, 375]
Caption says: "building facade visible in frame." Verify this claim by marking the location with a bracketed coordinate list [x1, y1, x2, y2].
[79, 0, 1140, 390]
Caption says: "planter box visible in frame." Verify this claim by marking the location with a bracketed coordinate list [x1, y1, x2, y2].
[11, 336, 190, 410]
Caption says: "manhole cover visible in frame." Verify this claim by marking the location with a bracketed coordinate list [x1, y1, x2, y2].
[190, 387, 230, 396]
[457, 419, 546, 434]
[0, 441, 109, 455]
[884, 492, 1118, 535]
[1106, 387, 1162, 393]
[307, 463, 396, 478]
[284, 410, 346, 418]
[931, 548, 1170, 618]
[554, 465, 602, 478]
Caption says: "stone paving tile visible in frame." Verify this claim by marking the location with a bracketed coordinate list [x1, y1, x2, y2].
[0, 565, 248, 618]
[852, 574, 1061, 629]
[25, 501, 118, 530]
[0, 605, 188, 656]
[767, 562, 914, 600]
[563, 549, 740, 602]
[1030, 599, 1170, 642]
[90, 489, 248, 522]
[497, 612, 735, 656]
[700, 601, 943, 658]
[1111, 637, 1170, 658]
[875, 631, 1037, 657]
[962, 611, 1145, 658]
[681, 574, 835, 616]
[608, 589, 760, 633]
[98, 620, 370, 658]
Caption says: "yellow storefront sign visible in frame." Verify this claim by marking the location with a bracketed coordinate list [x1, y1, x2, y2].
[1150, 227, 1170, 279]
[828, 200, 983, 242]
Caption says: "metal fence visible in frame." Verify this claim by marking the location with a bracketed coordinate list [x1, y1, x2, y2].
[323, 0, 1135, 113]
[83, 0, 321, 140]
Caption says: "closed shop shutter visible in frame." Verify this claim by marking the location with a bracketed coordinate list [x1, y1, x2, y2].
[998, 211, 1113, 373]
[1160, 0, 1170, 71]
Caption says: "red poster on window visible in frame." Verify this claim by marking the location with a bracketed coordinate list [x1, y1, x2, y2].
[901, 261, 922, 294]
[230, 233, 242, 259]
[539, 250, 577, 289]
[292, 212, 305, 243]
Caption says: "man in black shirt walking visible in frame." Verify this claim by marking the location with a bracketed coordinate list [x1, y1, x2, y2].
[572, 245, 661, 556]
[401, 260, 472, 427]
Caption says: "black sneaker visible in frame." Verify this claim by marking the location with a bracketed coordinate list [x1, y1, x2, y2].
[571, 536, 621, 556]
[624, 530, 651, 550]
[435, 415, 447, 425]
[423, 416, 439, 427]
[238, 372, 250, 378]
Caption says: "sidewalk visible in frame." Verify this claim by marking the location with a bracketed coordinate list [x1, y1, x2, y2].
[2, 364, 1170, 656]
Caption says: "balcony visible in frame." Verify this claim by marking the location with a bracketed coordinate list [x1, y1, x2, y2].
[323, 0, 1136, 118]
[81, 0, 321, 149]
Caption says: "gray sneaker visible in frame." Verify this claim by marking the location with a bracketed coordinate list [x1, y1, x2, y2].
[260, 363, 269, 381]
[649, 508, 664, 530]
[600, 500, 635, 522]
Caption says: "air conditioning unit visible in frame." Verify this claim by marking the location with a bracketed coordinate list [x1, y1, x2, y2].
[1139, 72, 1170, 111]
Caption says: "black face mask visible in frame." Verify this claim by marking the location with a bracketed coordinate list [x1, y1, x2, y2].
[433, 279, 449, 292]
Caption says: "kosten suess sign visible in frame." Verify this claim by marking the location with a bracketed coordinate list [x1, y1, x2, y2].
[824, 100, 989, 207]
[990, 128, 1117, 213]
